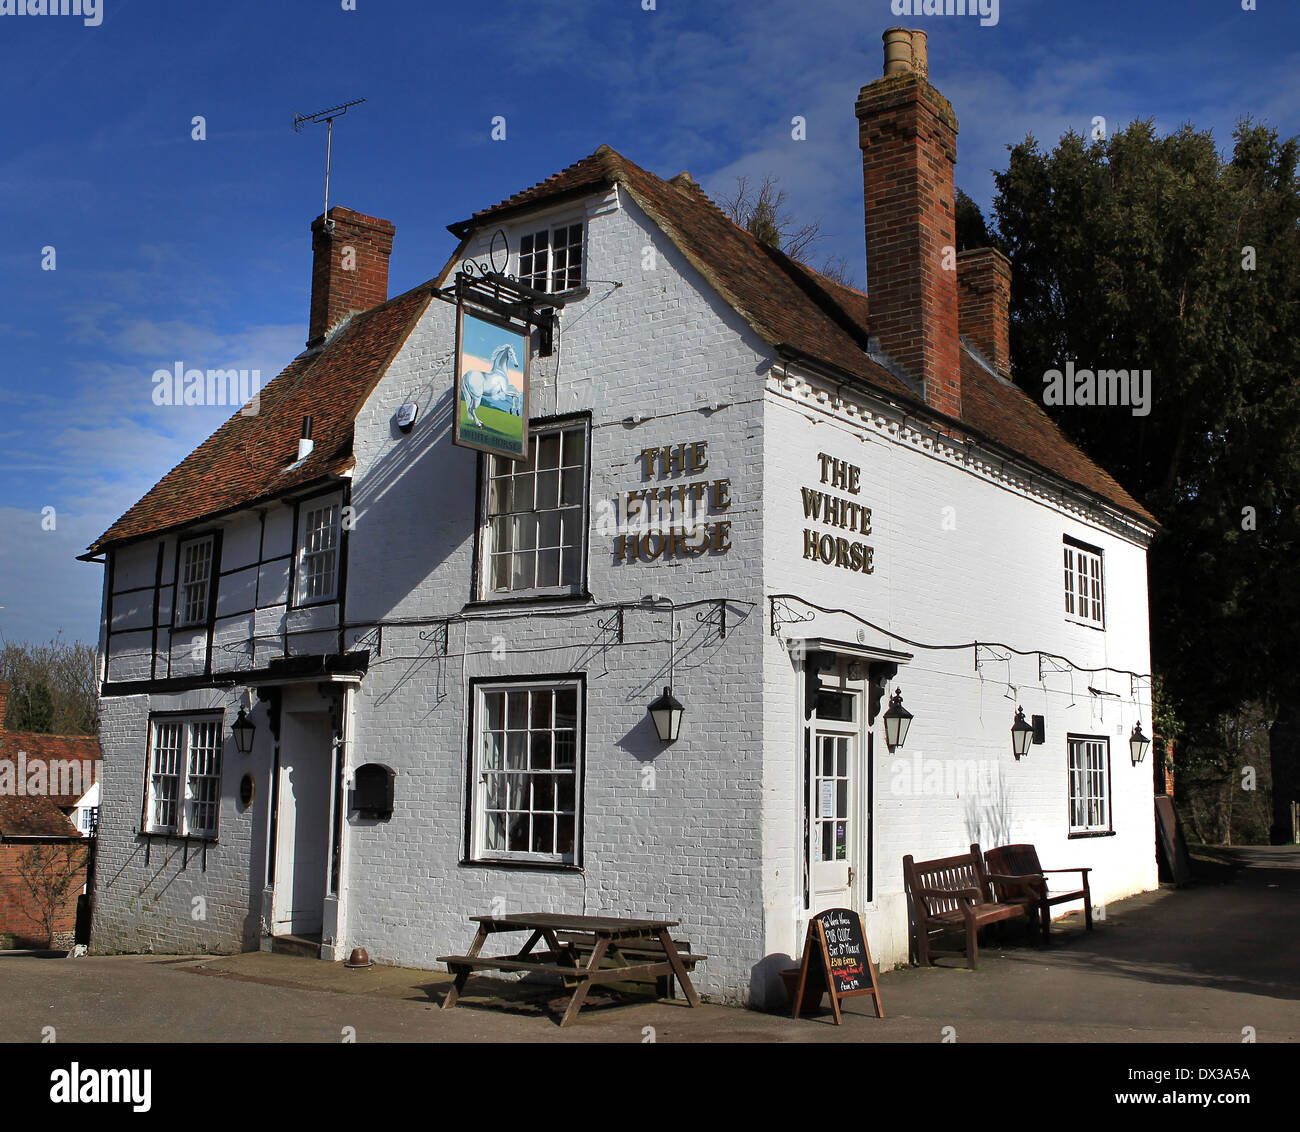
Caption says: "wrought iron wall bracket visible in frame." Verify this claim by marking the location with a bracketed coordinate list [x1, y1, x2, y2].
[453, 269, 563, 339]
[418, 621, 450, 658]
[696, 600, 727, 641]
[770, 596, 815, 637]
[597, 609, 624, 645]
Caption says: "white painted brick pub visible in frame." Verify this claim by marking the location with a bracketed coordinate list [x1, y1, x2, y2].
[83, 29, 1158, 1007]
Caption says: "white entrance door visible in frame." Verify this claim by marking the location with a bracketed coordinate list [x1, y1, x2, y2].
[272, 712, 333, 937]
[811, 705, 860, 913]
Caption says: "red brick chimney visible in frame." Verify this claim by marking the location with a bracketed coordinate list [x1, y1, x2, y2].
[308, 206, 395, 347]
[856, 28, 961, 418]
[957, 247, 1012, 377]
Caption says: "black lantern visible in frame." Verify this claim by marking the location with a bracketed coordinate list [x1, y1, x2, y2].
[1011, 706, 1034, 760]
[231, 707, 256, 755]
[648, 686, 684, 743]
[1130, 721, 1151, 765]
[882, 689, 913, 751]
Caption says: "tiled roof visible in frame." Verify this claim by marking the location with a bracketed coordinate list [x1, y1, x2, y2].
[452, 147, 916, 402]
[86, 284, 435, 554]
[0, 732, 100, 808]
[91, 144, 1152, 554]
[0, 795, 81, 839]
[959, 353, 1150, 519]
[454, 145, 1154, 525]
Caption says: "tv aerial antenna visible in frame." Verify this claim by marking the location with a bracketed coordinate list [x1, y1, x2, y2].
[293, 98, 366, 226]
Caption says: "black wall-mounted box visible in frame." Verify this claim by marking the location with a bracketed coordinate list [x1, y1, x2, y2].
[354, 763, 395, 820]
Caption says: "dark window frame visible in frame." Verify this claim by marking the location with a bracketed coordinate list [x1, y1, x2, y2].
[290, 488, 345, 609]
[1062, 534, 1106, 631]
[1065, 731, 1114, 836]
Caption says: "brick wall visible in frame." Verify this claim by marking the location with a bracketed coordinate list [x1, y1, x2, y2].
[339, 188, 770, 1003]
[0, 842, 85, 949]
[90, 690, 265, 956]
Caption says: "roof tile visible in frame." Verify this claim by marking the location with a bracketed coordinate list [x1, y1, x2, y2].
[92, 144, 1153, 553]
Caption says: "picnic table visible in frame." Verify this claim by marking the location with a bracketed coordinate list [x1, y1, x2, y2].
[438, 912, 704, 1027]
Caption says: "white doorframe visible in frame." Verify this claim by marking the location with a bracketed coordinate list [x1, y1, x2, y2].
[806, 672, 867, 915]
[271, 709, 333, 937]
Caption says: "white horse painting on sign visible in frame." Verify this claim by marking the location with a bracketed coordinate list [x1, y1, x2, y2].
[455, 309, 529, 459]
[461, 342, 522, 426]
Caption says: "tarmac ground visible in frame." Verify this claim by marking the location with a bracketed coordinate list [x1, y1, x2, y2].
[1, 845, 1296, 1044]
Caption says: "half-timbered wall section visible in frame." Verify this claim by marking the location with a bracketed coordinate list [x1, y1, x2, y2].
[103, 488, 350, 689]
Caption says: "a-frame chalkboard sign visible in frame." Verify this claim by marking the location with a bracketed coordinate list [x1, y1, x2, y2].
[792, 907, 884, 1023]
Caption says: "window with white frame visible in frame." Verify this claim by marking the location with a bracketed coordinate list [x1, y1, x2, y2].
[146, 715, 223, 837]
[296, 494, 342, 604]
[177, 535, 215, 627]
[518, 221, 583, 293]
[1068, 735, 1110, 834]
[1063, 537, 1105, 628]
[470, 680, 581, 864]
[482, 421, 587, 598]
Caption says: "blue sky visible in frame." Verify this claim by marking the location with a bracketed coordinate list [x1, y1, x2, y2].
[1, 0, 1295, 649]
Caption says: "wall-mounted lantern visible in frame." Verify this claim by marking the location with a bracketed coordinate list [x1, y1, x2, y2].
[1130, 721, 1151, 766]
[882, 689, 913, 751]
[231, 707, 256, 755]
[648, 687, 685, 743]
[643, 594, 684, 743]
[1011, 706, 1034, 760]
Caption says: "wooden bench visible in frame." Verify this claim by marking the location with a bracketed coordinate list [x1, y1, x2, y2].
[980, 842, 1092, 939]
[903, 847, 1038, 969]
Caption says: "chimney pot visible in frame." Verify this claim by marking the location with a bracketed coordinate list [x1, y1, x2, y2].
[297, 415, 315, 463]
[882, 27, 927, 77]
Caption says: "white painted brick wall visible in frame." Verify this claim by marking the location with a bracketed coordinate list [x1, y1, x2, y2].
[760, 378, 1157, 987]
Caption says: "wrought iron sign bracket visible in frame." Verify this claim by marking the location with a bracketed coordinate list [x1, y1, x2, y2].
[597, 610, 624, 646]
[1038, 653, 1071, 682]
[771, 596, 816, 637]
[696, 600, 728, 641]
[452, 269, 563, 347]
[419, 621, 450, 658]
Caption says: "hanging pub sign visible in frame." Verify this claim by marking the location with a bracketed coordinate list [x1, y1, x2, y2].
[454, 305, 530, 461]
[791, 906, 884, 1023]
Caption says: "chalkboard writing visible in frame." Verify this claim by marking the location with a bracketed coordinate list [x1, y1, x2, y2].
[817, 907, 867, 996]
[791, 906, 884, 1024]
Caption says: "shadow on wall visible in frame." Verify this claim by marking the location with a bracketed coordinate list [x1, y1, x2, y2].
[347, 380, 466, 625]
[749, 952, 795, 1012]
[964, 765, 1015, 850]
